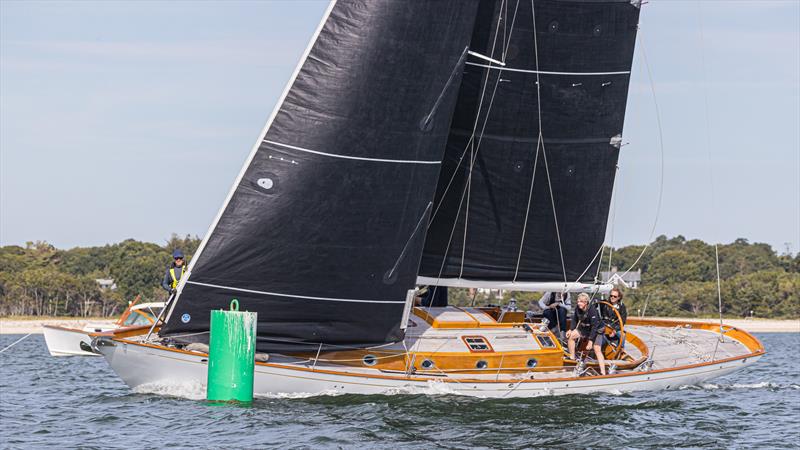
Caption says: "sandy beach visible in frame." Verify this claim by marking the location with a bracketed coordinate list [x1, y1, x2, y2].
[0, 318, 117, 335]
[644, 317, 800, 333]
[0, 316, 797, 335]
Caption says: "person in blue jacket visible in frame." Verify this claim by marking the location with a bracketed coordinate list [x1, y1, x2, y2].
[161, 249, 187, 294]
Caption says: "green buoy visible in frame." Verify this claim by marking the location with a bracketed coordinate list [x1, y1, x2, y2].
[207, 299, 257, 402]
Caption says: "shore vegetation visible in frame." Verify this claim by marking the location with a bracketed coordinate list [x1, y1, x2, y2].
[0, 235, 797, 319]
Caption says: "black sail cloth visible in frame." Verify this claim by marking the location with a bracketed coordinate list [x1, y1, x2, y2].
[160, 1, 481, 352]
[420, 0, 641, 284]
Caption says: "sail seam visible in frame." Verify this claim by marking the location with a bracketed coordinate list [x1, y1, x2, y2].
[465, 61, 631, 76]
[185, 281, 405, 304]
[263, 140, 441, 165]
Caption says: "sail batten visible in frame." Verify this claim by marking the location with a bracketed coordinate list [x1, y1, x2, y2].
[465, 61, 631, 76]
[184, 281, 405, 304]
[262, 140, 442, 165]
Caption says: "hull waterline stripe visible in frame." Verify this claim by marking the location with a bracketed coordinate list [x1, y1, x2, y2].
[186, 281, 405, 304]
[465, 61, 631, 76]
[263, 140, 441, 165]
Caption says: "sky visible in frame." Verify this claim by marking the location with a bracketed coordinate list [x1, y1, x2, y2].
[1, 0, 798, 254]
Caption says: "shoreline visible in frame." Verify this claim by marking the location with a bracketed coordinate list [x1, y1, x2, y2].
[644, 317, 799, 333]
[0, 318, 117, 335]
[1, 316, 797, 335]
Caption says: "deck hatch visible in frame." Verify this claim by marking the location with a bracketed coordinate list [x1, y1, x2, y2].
[536, 335, 557, 348]
[462, 336, 493, 352]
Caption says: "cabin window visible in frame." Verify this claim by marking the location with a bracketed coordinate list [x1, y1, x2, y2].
[420, 359, 434, 369]
[462, 336, 493, 352]
[123, 312, 150, 326]
[537, 335, 556, 348]
[362, 355, 377, 366]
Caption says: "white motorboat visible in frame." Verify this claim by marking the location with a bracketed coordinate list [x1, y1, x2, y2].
[43, 302, 163, 356]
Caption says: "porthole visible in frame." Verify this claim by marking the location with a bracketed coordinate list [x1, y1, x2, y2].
[362, 354, 377, 366]
[526, 358, 538, 368]
[421, 359, 434, 369]
[476, 360, 488, 369]
[548, 20, 559, 33]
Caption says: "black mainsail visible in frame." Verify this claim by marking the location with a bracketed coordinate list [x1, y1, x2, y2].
[419, 0, 641, 285]
[160, 1, 481, 351]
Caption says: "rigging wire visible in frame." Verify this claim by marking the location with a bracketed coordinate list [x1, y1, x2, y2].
[617, 26, 666, 280]
[428, 0, 520, 296]
[533, 0, 568, 284]
[607, 166, 621, 274]
[513, 0, 568, 285]
[428, 0, 518, 226]
[0, 333, 32, 354]
[460, 0, 522, 278]
[695, 0, 725, 342]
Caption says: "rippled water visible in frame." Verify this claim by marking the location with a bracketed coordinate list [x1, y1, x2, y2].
[1, 333, 798, 449]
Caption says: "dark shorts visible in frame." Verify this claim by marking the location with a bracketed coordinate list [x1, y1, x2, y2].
[587, 334, 605, 347]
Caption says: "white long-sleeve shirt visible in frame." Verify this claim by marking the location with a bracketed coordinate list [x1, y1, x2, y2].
[538, 292, 572, 311]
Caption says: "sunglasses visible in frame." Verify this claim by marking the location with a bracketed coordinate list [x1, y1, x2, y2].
[610, 295, 619, 298]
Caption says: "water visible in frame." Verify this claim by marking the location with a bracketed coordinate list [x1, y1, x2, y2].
[1, 334, 798, 449]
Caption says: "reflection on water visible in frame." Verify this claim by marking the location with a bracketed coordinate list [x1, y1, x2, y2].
[1, 334, 798, 449]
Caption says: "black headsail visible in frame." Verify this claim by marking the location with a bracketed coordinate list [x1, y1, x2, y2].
[420, 0, 641, 285]
[161, 1, 480, 351]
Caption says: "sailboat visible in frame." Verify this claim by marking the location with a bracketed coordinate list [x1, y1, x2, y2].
[93, 0, 763, 397]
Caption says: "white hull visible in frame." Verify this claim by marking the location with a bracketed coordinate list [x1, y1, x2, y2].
[98, 337, 762, 398]
[43, 324, 115, 357]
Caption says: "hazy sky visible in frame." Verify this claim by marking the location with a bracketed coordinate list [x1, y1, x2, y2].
[1, 0, 798, 254]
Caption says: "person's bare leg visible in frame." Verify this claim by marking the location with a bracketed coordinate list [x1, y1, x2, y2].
[594, 343, 606, 375]
[567, 332, 577, 360]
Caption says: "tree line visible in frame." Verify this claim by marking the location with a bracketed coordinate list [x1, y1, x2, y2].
[0, 234, 797, 318]
[454, 235, 798, 319]
[0, 235, 200, 317]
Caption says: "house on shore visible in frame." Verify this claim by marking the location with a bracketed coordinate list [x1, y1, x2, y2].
[600, 267, 642, 289]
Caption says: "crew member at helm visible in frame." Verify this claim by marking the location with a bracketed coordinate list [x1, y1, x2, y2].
[566, 293, 607, 375]
[161, 249, 187, 294]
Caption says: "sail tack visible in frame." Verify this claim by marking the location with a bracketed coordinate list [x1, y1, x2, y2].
[420, 0, 641, 285]
[160, 1, 481, 351]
